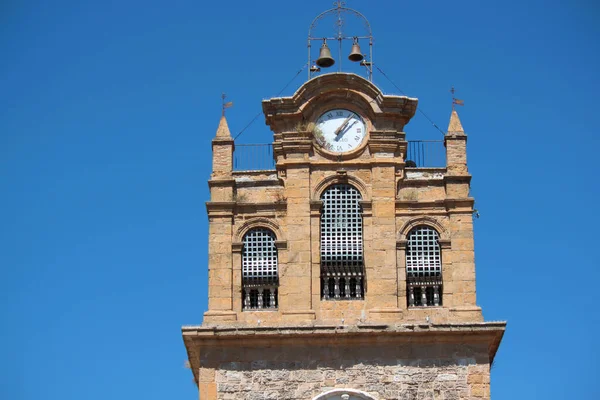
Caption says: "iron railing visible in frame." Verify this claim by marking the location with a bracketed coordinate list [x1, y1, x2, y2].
[234, 144, 276, 171]
[406, 140, 445, 168]
[233, 140, 445, 171]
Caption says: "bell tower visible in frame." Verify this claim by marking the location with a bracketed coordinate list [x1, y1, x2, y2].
[183, 3, 505, 400]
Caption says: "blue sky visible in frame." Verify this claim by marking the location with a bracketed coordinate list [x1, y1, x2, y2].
[1, 1, 599, 399]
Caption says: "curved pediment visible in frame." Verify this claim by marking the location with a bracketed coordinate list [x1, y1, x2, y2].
[262, 73, 418, 133]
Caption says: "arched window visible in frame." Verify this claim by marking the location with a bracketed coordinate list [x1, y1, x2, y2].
[406, 226, 442, 307]
[242, 228, 278, 310]
[320, 183, 364, 300]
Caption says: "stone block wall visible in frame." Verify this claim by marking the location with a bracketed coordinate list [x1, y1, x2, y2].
[204, 163, 481, 325]
[196, 337, 491, 400]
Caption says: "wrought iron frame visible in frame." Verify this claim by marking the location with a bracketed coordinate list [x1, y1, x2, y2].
[308, 1, 374, 81]
[242, 228, 279, 310]
[405, 226, 443, 307]
[320, 183, 364, 300]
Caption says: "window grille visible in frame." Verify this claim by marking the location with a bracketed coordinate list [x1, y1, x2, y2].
[242, 228, 278, 310]
[406, 226, 442, 307]
[320, 184, 364, 300]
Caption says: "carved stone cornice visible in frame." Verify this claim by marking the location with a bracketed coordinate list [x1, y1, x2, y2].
[234, 201, 287, 215]
[395, 198, 475, 213]
[263, 73, 418, 137]
[444, 133, 468, 143]
[232, 242, 243, 253]
[206, 201, 235, 221]
[368, 131, 405, 156]
[396, 199, 447, 210]
[310, 200, 323, 214]
[208, 178, 236, 188]
[443, 175, 472, 184]
[182, 321, 507, 384]
[206, 201, 235, 217]
[211, 138, 234, 146]
[438, 238, 452, 250]
[444, 197, 475, 209]
[274, 240, 287, 250]
[273, 133, 313, 159]
[359, 200, 372, 217]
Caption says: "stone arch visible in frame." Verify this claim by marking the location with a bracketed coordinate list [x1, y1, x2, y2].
[398, 216, 450, 241]
[300, 89, 379, 124]
[234, 217, 284, 243]
[312, 388, 377, 400]
[312, 173, 370, 202]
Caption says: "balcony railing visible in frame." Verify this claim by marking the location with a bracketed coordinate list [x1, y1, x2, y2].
[233, 140, 445, 171]
[406, 140, 445, 168]
[234, 144, 276, 171]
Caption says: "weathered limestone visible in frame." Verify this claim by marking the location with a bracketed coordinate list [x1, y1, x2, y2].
[188, 73, 505, 399]
[183, 324, 504, 400]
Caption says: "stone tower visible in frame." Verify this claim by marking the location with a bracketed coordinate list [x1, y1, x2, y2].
[182, 72, 506, 399]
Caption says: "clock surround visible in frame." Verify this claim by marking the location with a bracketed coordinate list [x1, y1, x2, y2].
[313, 108, 367, 154]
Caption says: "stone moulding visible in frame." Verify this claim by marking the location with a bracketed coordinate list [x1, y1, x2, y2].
[182, 322, 506, 386]
[398, 216, 450, 241]
[312, 173, 370, 201]
[234, 216, 285, 242]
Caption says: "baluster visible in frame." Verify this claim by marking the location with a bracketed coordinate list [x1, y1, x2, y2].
[323, 278, 330, 300]
[344, 278, 351, 299]
[257, 288, 263, 309]
[433, 285, 440, 306]
[408, 286, 414, 307]
[421, 285, 427, 307]
[244, 290, 250, 310]
[355, 278, 362, 299]
[270, 288, 276, 308]
[334, 277, 340, 299]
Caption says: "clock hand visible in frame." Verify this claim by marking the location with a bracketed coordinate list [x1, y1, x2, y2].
[335, 120, 357, 140]
[334, 115, 354, 136]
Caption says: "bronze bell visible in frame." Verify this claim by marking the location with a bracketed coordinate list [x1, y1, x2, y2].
[348, 39, 364, 62]
[316, 41, 335, 68]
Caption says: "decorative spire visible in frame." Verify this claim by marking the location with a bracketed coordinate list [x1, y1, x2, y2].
[215, 93, 233, 138]
[215, 115, 231, 138]
[447, 86, 465, 135]
[447, 109, 465, 135]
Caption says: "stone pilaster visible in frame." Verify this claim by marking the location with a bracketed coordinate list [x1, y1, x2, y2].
[203, 204, 236, 323]
[280, 164, 315, 322]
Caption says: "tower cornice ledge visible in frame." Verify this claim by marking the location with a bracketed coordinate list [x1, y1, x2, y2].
[182, 322, 506, 386]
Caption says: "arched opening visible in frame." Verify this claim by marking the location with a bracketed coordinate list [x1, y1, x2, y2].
[242, 228, 279, 310]
[320, 183, 364, 300]
[312, 388, 377, 400]
[406, 225, 442, 307]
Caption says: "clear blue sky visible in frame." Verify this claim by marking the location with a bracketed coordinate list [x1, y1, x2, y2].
[1, 1, 598, 399]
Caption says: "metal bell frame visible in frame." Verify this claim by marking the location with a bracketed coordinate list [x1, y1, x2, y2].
[308, 1, 374, 81]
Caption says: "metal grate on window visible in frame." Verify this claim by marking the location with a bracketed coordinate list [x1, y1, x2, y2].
[320, 184, 364, 299]
[242, 228, 278, 284]
[406, 227, 441, 277]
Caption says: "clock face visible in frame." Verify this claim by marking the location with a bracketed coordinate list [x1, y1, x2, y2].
[314, 109, 366, 153]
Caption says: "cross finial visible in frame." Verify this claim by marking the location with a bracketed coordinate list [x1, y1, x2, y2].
[221, 93, 233, 116]
[451, 86, 464, 110]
